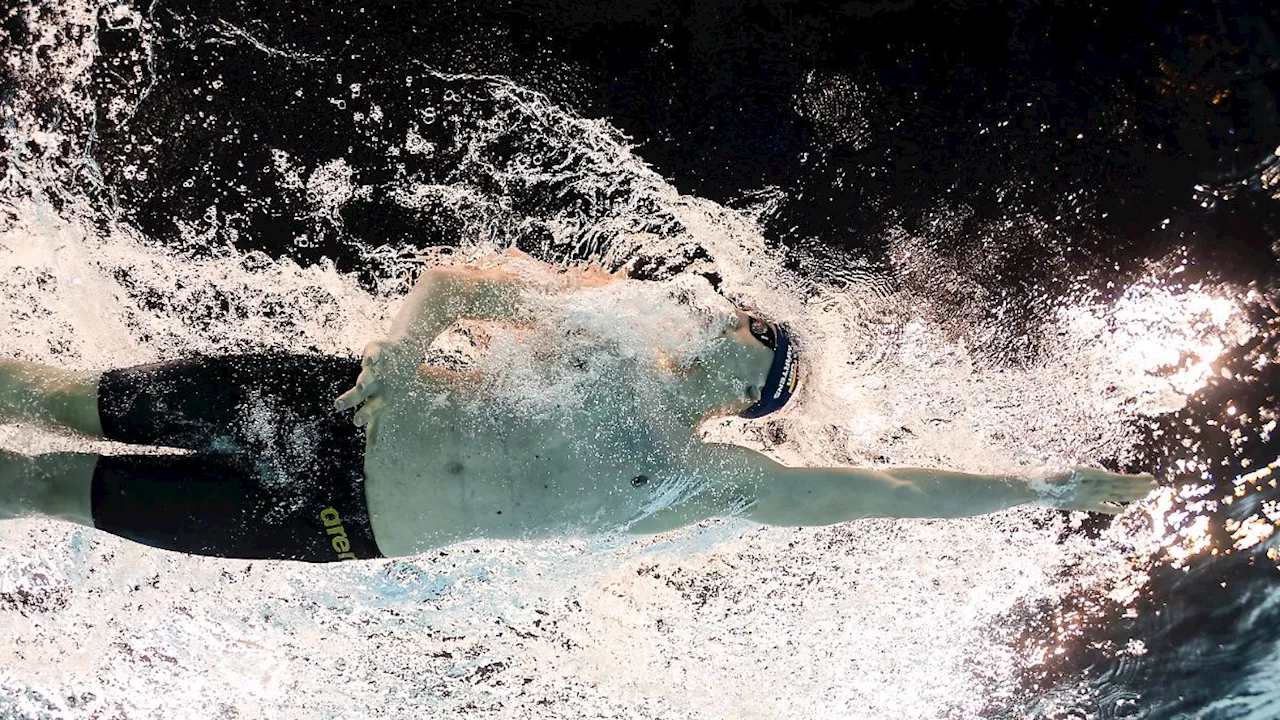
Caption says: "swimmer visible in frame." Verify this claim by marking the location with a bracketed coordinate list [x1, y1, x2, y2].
[0, 250, 1157, 562]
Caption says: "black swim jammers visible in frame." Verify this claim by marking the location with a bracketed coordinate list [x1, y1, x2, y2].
[91, 354, 384, 562]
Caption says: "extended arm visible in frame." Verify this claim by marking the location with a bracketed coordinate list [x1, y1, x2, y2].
[751, 463, 1040, 525]
[629, 444, 1156, 534]
[735, 446, 1155, 525]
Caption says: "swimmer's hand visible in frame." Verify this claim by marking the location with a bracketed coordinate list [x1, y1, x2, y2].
[334, 339, 419, 447]
[1039, 469, 1159, 514]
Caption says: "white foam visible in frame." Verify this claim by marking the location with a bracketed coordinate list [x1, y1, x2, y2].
[0, 1, 1261, 717]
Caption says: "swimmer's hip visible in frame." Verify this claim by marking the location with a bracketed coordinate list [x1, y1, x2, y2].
[91, 353, 382, 562]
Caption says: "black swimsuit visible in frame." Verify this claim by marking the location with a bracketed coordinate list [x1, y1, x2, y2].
[92, 354, 384, 562]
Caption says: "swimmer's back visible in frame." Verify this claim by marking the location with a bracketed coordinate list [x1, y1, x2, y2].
[362, 362, 691, 557]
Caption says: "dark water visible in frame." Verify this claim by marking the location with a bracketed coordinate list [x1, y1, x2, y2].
[4, 0, 1278, 717]
[75, 0, 1280, 277]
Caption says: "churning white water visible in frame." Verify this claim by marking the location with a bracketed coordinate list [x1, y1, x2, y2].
[0, 2, 1262, 718]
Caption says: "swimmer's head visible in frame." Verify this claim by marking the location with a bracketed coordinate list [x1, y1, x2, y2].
[661, 275, 799, 419]
[736, 313, 798, 418]
[688, 305, 799, 419]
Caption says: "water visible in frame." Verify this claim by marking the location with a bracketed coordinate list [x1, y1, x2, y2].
[1, 1, 1277, 718]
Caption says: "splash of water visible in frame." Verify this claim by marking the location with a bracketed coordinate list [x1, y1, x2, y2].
[1, 1, 1273, 718]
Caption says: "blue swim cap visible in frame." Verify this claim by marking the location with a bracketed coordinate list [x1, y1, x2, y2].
[739, 317, 799, 419]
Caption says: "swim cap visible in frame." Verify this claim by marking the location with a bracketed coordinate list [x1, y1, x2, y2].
[739, 316, 799, 418]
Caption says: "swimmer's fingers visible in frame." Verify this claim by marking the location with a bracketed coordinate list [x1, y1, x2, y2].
[353, 396, 385, 430]
[334, 374, 382, 411]
[1088, 470, 1158, 502]
[1082, 499, 1127, 515]
[366, 411, 383, 448]
[1107, 473, 1158, 503]
[334, 378, 370, 411]
[1059, 470, 1159, 513]
[336, 340, 418, 412]
[334, 384, 363, 411]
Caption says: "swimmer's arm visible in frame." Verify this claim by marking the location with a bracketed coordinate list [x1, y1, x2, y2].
[748, 462, 1043, 524]
[386, 266, 524, 350]
[757, 462, 1156, 522]
[645, 445, 1155, 532]
[386, 249, 625, 348]
[335, 266, 526, 425]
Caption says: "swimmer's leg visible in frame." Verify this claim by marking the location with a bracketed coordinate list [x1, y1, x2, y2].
[95, 354, 361, 454]
[2, 449, 382, 561]
[0, 359, 103, 437]
[88, 453, 382, 561]
[3, 355, 360, 452]
[0, 450, 96, 525]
